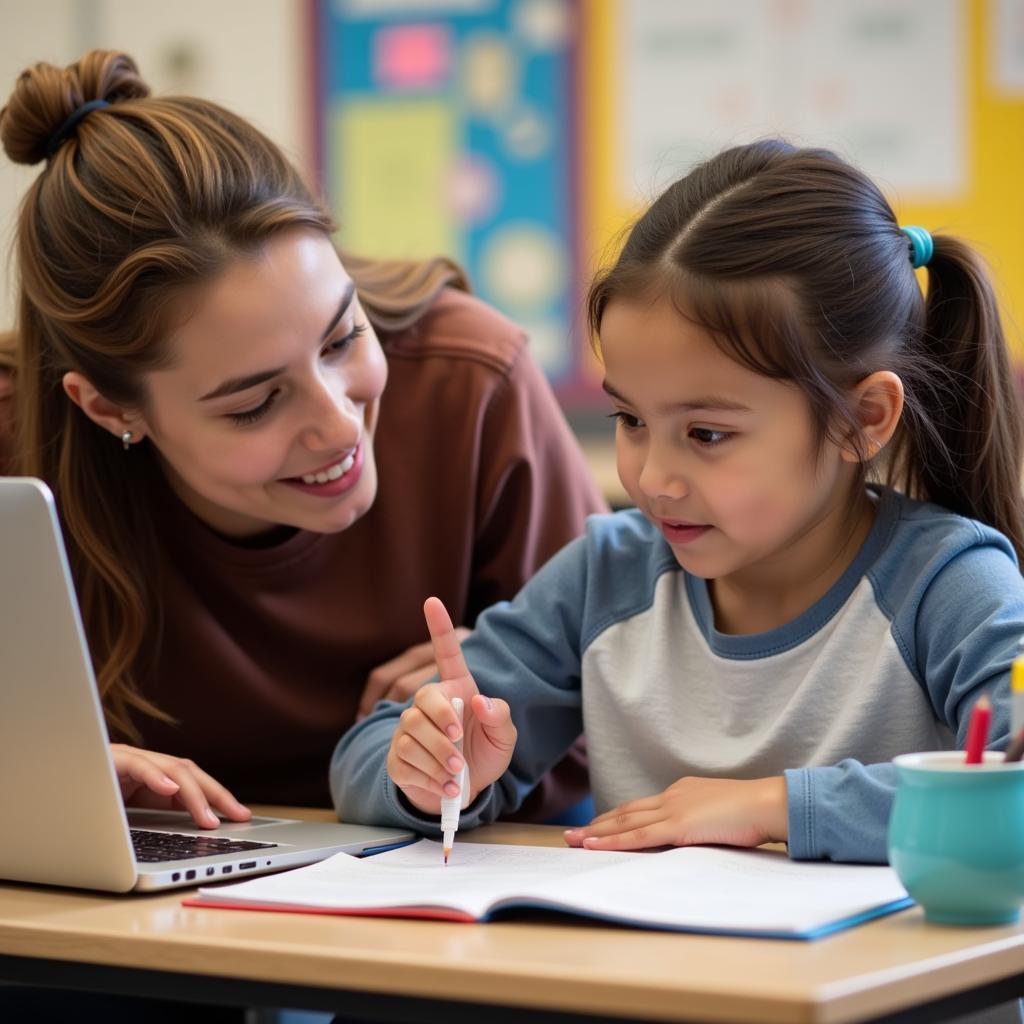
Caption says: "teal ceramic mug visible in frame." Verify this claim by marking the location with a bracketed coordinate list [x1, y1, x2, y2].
[889, 751, 1024, 925]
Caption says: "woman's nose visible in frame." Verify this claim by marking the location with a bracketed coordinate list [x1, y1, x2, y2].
[299, 381, 362, 451]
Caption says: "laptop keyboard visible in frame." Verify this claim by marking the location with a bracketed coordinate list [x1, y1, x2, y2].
[130, 828, 279, 863]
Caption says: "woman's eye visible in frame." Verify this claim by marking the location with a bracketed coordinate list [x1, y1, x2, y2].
[608, 410, 644, 431]
[229, 389, 280, 426]
[324, 322, 367, 356]
[690, 427, 731, 446]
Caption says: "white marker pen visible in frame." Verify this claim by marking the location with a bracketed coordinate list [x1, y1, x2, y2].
[440, 696, 469, 864]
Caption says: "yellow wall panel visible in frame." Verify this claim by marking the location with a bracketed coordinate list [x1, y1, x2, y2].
[582, 0, 1024, 355]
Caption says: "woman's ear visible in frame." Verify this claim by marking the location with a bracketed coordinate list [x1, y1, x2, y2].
[840, 371, 904, 464]
[62, 372, 147, 445]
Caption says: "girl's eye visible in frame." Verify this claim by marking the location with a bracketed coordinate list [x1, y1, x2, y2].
[608, 410, 644, 431]
[324, 322, 367, 356]
[229, 389, 280, 426]
[691, 427, 731, 447]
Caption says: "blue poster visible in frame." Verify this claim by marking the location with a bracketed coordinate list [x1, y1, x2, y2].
[315, 0, 579, 385]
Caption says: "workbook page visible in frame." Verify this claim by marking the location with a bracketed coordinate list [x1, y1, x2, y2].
[523, 844, 910, 933]
[197, 840, 636, 919]
[196, 840, 908, 935]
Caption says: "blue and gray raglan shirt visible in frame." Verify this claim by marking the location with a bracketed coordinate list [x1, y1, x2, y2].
[331, 486, 1022, 863]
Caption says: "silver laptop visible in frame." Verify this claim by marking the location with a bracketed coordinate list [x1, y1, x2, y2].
[0, 477, 414, 892]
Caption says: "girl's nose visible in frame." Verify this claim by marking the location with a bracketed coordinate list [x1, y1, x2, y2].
[639, 448, 689, 501]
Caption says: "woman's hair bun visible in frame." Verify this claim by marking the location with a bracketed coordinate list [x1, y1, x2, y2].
[1, 50, 150, 166]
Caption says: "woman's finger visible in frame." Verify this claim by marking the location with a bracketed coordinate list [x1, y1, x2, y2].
[358, 641, 434, 718]
[381, 664, 437, 706]
[111, 745, 250, 828]
[174, 758, 251, 822]
[112, 748, 181, 801]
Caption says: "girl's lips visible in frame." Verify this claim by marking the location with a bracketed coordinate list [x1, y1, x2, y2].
[281, 445, 364, 498]
[659, 520, 712, 545]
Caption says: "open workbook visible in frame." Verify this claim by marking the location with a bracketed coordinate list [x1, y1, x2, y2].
[183, 839, 912, 939]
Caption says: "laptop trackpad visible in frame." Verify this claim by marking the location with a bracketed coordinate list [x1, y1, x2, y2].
[127, 809, 291, 831]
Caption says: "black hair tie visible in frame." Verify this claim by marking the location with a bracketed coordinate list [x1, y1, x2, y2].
[45, 98, 109, 159]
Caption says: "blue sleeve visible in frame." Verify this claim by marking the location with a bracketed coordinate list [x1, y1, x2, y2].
[330, 535, 590, 833]
[786, 538, 1022, 862]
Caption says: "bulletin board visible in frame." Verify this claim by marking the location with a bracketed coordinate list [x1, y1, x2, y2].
[581, 0, 1024, 372]
[313, 0, 584, 390]
[314, 0, 1024, 412]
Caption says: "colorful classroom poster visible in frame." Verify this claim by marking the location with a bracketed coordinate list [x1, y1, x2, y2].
[316, 0, 580, 384]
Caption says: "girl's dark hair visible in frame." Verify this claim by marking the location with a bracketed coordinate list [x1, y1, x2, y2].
[0, 50, 467, 740]
[588, 139, 1024, 565]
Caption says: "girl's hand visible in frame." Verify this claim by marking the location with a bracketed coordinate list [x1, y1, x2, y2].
[357, 627, 472, 720]
[563, 776, 788, 851]
[111, 743, 252, 829]
[386, 597, 517, 815]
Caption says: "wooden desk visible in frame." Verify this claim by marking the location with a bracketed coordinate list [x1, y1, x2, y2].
[1, 808, 1023, 1024]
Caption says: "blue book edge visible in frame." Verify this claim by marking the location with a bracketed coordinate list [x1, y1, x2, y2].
[477, 894, 916, 940]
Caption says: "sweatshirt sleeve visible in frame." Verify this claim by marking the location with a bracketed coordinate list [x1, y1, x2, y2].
[786, 536, 1022, 862]
[330, 533, 592, 833]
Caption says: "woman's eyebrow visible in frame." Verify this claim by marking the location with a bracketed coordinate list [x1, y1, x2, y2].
[319, 280, 357, 342]
[199, 282, 357, 402]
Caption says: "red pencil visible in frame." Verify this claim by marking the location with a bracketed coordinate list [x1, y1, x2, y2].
[965, 695, 992, 764]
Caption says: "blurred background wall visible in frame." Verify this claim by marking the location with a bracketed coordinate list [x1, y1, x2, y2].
[2, 0, 1023, 503]
[0, 0, 307, 325]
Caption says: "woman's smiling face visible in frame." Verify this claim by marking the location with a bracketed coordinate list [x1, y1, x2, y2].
[133, 229, 388, 538]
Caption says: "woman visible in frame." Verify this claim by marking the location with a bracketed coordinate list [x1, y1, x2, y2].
[0, 49, 601, 829]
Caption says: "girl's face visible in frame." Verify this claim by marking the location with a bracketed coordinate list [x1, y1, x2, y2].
[134, 230, 388, 538]
[599, 295, 860, 591]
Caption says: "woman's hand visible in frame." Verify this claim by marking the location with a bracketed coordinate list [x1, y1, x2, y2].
[110, 743, 252, 829]
[357, 627, 472, 720]
[563, 776, 788, 851]
[386, 597, 516, 815]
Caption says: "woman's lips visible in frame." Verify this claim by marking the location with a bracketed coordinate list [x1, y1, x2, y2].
[281, 445, 364, 498]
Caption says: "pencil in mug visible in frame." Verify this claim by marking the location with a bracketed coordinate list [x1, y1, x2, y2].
[1004, 726, 1024, 763]
[964, 695, 992, 765]
[1012, 639, 1024, 738]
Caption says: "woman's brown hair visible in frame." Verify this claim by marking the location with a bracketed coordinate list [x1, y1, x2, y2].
[588, 139, 1024, 565]
[0, 50, 468, 740]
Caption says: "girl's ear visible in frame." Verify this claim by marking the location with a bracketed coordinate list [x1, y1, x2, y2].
[62, 372, 148, 444]
[840, 370, 904, 464]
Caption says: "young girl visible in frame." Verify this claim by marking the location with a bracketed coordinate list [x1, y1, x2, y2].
[0, 49, 601, 828]
[333, 138, 1024, 864]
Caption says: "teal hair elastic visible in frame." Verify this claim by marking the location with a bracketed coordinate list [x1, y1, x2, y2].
[900, 225, 934, 269]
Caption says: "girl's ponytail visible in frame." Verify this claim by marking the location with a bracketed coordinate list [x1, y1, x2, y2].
[893, 237, 1024, 565]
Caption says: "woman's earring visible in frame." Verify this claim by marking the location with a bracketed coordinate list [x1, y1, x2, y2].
[121, 430, 133, 451]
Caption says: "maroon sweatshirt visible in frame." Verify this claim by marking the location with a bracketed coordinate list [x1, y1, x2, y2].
[0, 289, 606, 815]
